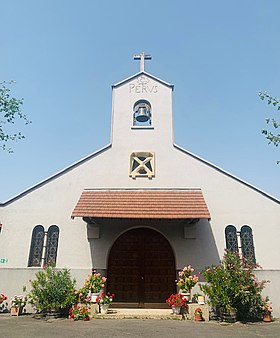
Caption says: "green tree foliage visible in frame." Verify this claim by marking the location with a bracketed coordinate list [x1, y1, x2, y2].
[259, 92, 280, 163]
[0, 81, 31, 152]
[28, 266, 76, 315]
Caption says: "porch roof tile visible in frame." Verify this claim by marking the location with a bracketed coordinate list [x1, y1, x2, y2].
[71, 189, 211, 220]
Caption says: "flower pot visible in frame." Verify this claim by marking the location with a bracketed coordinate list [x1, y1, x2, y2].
[194, 313, 203, 321]
[47, 308, 61, 318]
[221, 308, 237, 323]
[180, 291, 191, 302]
[91, 292, 101, 303]
[263, 313, 272, 322]
[100, 304, 109, 314]
[171, 306, 181, 315]
[10, 306, 23, 316]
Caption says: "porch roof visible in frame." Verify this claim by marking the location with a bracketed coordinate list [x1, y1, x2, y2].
[71, 189, 211, 220]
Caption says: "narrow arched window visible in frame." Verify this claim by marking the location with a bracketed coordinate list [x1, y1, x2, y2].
[28, 225, 45, 267]
[240, 225, 256, 264]
[225, 225, 238, 252]
[45, 225, 59, 266]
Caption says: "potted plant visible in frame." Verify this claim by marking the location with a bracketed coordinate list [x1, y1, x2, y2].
[261, 297, 273, 322]
[96, 292, 115, 314]
[166, 294, 187, 315]
[69, 304, 90, 321]
[75, 287, 91, 304]
[0, 293, 8, 313]
[177, 265, 199, 301]
[84, 271, 107, 302]
[10, 295, 27, 316]
[0, 293, 7, 304]
[194, 307, 203, 321]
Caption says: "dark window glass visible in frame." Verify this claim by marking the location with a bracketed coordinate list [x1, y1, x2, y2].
[132, 160, 139, 171]
[145, 160, 152, 171]
[225, 225, 238, 252]
[240, 225, 256, 264]
[45, 225, 59, 266]
[28, 225, 45, 267]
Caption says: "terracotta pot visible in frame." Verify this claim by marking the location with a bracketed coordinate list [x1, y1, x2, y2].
[194, 313, 203, 321]
[263, 313, 272, 322]
[10, 306, 23, 316]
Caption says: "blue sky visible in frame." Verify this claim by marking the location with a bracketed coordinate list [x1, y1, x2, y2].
[0, 0, 279, 202]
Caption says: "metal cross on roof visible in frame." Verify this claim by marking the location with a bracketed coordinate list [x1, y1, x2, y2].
[133, 52, 152, 72]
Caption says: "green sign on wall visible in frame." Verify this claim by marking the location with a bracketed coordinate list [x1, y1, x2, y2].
[0, 258, 8, 263]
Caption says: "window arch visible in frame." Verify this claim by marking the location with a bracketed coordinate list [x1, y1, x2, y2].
[28, 225, 45, 267]
[240, 225, 256, 264]
[225, 225, 238, 252]
[45, 225, 60, 266]
[133, 100, 152, 126]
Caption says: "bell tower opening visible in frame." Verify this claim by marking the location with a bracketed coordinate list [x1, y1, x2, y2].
[133, 100, 152, 126]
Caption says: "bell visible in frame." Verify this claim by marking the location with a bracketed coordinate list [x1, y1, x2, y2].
[135, 106, 150, 123]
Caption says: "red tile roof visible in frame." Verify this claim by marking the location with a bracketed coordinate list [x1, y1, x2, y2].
[72, 190, 210, 220]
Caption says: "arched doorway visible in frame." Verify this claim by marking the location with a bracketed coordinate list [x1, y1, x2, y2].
[107, 227, 176, 306]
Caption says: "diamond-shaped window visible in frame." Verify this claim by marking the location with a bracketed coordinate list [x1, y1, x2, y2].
[129, 152, 155, 178]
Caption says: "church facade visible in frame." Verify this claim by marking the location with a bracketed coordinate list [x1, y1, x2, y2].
[1, 54, 280, 314]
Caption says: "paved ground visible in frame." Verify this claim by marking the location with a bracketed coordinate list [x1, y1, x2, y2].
[0, 314, 280, 338]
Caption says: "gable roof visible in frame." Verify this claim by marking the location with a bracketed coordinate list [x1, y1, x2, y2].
[112, 71, 174, 90]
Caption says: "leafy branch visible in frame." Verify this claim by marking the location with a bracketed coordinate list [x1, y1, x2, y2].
[0, 81, 31, 152]
[259, 91, 280, 163]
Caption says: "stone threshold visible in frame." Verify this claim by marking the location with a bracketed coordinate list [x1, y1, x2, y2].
[95, 308, 180, 319]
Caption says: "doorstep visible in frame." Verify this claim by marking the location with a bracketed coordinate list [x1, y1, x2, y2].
[95, 308, 178, 319]
[92, 303, 209, 320]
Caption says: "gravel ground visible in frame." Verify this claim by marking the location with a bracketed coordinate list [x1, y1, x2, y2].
[0, 314, 280, 338]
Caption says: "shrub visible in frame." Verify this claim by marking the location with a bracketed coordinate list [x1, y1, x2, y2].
[200, 250, 268, 320]
[28, 265, 76, 315]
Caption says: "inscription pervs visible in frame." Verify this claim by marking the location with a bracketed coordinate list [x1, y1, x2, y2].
[129, 83, 158, 94]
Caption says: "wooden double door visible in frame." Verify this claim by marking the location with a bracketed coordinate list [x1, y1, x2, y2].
[107, 228, 176, 305]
